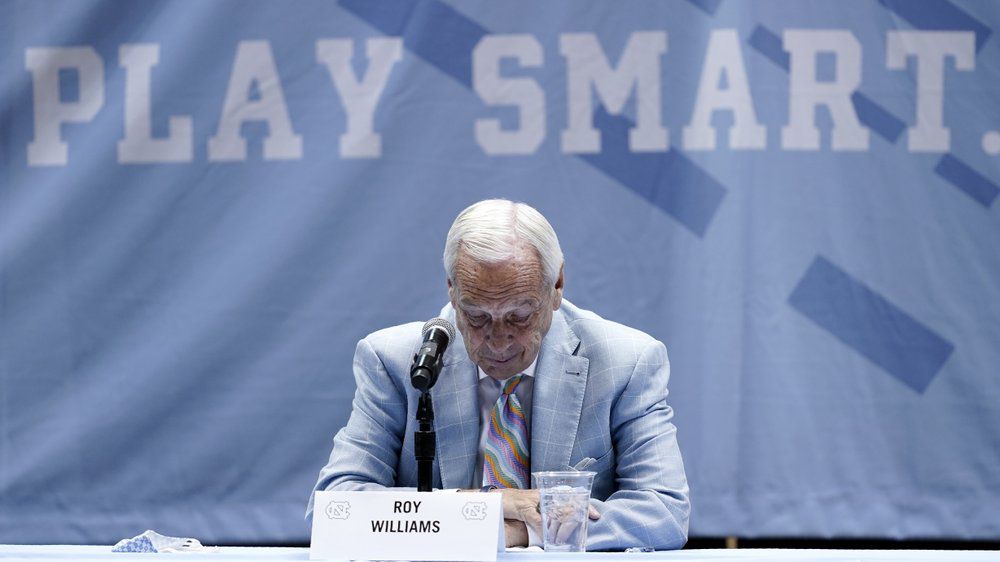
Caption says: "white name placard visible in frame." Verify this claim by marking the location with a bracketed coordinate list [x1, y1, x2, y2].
[310, 490, 503, 561]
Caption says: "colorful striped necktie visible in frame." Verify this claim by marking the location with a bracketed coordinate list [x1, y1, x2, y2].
[483, 374, 530, 489]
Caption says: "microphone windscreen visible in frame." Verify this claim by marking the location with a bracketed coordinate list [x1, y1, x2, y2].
[422, 317, 455, 342]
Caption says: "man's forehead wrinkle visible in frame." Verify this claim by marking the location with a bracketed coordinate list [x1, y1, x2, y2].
[459, 282, 542, 304]
[453, 255, 545, 293]
[457, 272, 543, 293]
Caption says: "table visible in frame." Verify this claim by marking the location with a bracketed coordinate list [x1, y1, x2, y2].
[2, 545, 998, 561]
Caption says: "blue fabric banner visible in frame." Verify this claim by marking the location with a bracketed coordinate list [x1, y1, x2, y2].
[1, 0, 998, 543]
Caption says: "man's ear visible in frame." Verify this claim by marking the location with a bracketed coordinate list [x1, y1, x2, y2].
[447, 277, 456, 304]
[552, 263, 564, 310]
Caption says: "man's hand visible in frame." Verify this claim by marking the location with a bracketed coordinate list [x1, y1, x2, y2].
[500, 488, 543, 537]
[500, 488, 600, 545]
[504, 519, 528, 548]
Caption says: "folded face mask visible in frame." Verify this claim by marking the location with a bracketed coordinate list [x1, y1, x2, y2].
[112, 530, 206, 553]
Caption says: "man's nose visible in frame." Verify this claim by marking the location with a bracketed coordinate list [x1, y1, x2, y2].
[485, 322, 513, 349]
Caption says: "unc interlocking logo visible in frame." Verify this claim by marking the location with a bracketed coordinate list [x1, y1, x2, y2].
[461, 501, 488, 521]
[325, 500, 351, 520]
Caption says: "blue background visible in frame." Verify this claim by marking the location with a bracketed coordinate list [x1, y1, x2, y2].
[1, 0, 998, 544]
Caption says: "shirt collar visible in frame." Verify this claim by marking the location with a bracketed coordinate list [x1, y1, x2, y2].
[477, 356, 538, 381]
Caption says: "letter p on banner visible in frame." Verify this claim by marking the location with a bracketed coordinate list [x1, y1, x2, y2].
[25, 47, 105, 166]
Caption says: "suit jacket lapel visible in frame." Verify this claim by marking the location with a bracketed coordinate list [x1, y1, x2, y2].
[530, 309, 589, 473]
[431, 304, 479, 489]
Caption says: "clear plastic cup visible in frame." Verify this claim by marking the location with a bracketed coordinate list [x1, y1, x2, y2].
[532, 471, 596, 552]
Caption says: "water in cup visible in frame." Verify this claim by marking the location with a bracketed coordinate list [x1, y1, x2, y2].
[533, 470, 596, 552]
[539, 485, 590, 551]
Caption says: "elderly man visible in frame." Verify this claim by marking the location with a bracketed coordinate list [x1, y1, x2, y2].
[309, 199, 689, 550]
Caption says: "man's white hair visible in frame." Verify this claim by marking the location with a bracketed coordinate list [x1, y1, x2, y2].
[444, 199, 564, 286]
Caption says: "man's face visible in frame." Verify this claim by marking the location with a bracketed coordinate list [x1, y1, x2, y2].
[448, 248, 563, 381]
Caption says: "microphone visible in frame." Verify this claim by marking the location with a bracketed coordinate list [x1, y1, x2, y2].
[410, 318, 455, 392]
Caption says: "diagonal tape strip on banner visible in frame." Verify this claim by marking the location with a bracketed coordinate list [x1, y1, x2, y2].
[340, 0, 486, 88]
[683, 0, 723, 17]
[933, 154, 999, 207]
[580, 108, 726, 238]
[789, 256, 954, 394]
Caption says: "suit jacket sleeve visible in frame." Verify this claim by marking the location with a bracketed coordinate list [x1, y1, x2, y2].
[307, 337, 408, 516]
[585, 339, 690, 550]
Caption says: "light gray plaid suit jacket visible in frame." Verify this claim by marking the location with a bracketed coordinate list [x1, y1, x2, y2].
[308, 300, 689, 551]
